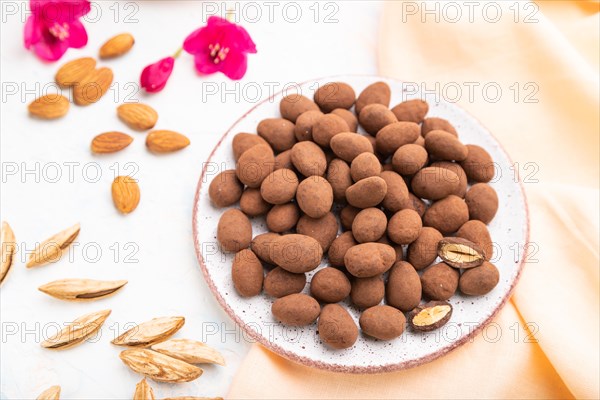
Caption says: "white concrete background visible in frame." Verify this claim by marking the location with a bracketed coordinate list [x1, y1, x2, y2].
[0, 1, 382, 398]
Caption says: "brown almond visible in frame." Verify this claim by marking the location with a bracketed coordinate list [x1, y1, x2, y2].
[375, 121, 420, 155]
[271, 234, 323, 273]
[380, 170, 409, 212]
[331, 108, 358, 132]
[350, 275, 384, 309]
[296, 176, 333, 218]
[387, 209, 422, 245]
[272, 293, 321, 326]
[133, 378, 155, 400]
[294, 110, 324, 141]
[112, 316, 185, 347]
[314, 82, 356, 112]
[312, 113, 349, 148]
[73, 67, 113, 106]
[112, 176, 140, 214]
[350, 152, 381, 182]
[232, 133, 269, 160]
[1, 221, 16, 284]
[310, 267, 351, 303]
[264, 267, 306, 298]
[290, 141, 327, 177]
[329, 132, 374, 163]
[257, 118, 296, 152]
[359, 304, 406, 340]
[26, 223, 80, 268]
[239, 188, 271, 217]
[209, 170, 243, 208]
[423, 195, 469, 235]
[358, 103, 397, 135]
[408, 301, 452, 332]
[391, 99, 429, 124]
[465, 183, 499, 224]
[327, 158, 352, 202]
[151, 338, 226, 366]
[318, 304, 358, 349]
[146, 130, 190, 153]
[411, 166, 460, 201]
[456, 220, 493, 260]
[55, 57, 96, 87]
[117, 103, 158, 131]
[279, 94, 319, 122]
[430, 161, 468, 198]
[99, 33, 135, 59]
[218, 209, 252, 252]
[36, 386, 61, 400]
[28, 94, 69, 119]
[231, 249, 264, 297]
[407, 227, 443, 270]
[422, 117, 458, 137]
[119, 348, 203, 383]
[345, 176, 387, 209]
[421, 262, 459, 301]
[38, 279, 128, 301]
[386, 261, 421, 311]
[460, 145, 495, 183]
[250, 232, 279, 264]
[236, 144, 275, 188]
[355, 81, 391, 114]
[392, 144, 428, 175]
[424, 130, 468, 161]
[437, 237, 485, 269]
[41, 309, 111, 349]
[459, 261, 500, 295]
[91, 131, 133, 154]
[296, 212, 338, 252]
[344, 243, 396, 278]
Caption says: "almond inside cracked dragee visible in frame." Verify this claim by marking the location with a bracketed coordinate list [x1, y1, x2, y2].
[408, 301, 453, 332]
[437, 237, 485, 269]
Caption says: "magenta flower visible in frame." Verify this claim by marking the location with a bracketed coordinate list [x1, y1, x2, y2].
[183, 16, 257, 80]
[140, 56, 175, 93]
[24, 0, 91, 61]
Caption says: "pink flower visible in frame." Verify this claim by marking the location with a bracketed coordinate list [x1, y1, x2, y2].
[24, 0, 91, 62]
[183, 16, 257, 80]
[140, 56, 175, 93]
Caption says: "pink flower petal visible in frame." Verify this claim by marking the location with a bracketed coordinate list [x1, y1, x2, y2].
[183, 15, 256, 80]
[193, 53, 222, 75]
[24, 0, 91, 61]
[140, 56, 175, 93]
[231, 24, 256, 53]
[31, 0, 91, 22]
[24, 15, 41, 48]
[206, 15, 231, 29]
[66, 19, 87, 48]
[183, 26, 212, 54]
[219, 50, 248, 80]
[31, 34, 69, 61]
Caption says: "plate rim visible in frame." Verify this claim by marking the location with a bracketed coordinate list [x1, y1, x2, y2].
[192, 74, 531, 374]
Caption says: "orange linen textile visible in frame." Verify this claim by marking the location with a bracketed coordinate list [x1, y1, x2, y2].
[227, 1, 599, 398]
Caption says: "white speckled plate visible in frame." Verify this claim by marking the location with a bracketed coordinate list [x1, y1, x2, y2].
[192, 75, 529, 373]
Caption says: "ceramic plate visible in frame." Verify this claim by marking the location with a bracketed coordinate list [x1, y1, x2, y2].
[192, 75, 529, 373]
